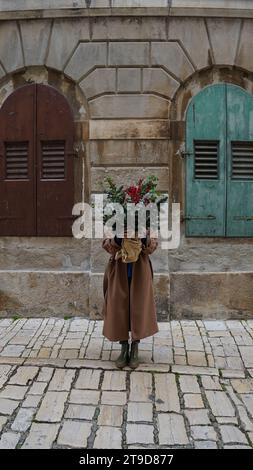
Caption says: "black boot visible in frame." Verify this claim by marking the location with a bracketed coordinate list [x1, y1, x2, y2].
[129, 340, 140, 369]
[115, 341, 129, 369]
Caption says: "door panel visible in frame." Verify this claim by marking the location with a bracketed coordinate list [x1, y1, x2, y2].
[185, 84, 226, 236]
[0, 84, 75, 237]
[0, 85, 36, 236]
[36, 84, 74, 236]
[226, 85, 253, 236]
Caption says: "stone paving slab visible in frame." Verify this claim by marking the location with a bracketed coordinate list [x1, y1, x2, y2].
[0, 318, 253, 448]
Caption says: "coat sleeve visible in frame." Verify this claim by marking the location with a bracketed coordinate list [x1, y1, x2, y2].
[102, 237, 122, 256]
[142, 235, 158, 255]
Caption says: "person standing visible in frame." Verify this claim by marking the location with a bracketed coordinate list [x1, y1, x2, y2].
[101, 232, 159, 369]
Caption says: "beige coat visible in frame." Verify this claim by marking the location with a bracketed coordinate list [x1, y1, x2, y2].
[101, 236, 159, 342]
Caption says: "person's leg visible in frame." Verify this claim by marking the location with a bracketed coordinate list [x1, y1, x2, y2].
[128, 275, 131, 332]
[128, 275, 140, 367]
[115, 340, 129, 368]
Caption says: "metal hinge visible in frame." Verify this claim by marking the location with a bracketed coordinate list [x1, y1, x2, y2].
[176, 143, 193, 159]
[184, 215, 216, 220]
[233, 216, 253, 221]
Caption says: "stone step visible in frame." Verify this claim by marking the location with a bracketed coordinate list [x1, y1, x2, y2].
[0, 270, 89, 317]
[0, 268, 252, 319]
[170, 271, 253, 319]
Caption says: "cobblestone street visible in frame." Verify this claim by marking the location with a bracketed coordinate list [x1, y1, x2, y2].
[0, 318, 253, 449]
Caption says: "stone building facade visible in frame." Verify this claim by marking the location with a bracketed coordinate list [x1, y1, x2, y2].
[0, 0, 253, 320]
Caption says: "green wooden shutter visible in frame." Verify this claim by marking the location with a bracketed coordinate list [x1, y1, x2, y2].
[185, 84, 226, 236]
[185, 83, 253, 237]
[226, 84, 253, 236]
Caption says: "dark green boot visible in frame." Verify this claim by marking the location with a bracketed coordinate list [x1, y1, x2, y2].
[129, 341, 140, 369]
[115, 341, 129, 369]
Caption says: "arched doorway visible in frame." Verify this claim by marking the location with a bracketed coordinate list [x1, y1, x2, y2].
[185, 83, 253, 237]
[0, 83, 75, 236]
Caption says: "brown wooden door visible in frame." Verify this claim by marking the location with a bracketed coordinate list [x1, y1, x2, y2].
[0, 84, 74, 236]
[0, 85, 36, 236]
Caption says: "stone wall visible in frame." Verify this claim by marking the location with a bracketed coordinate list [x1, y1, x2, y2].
[0, 1, 253, 319]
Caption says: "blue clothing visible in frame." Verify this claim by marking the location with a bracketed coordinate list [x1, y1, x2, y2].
[127, 263, 132, 278]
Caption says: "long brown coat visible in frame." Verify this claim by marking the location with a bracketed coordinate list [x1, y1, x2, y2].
[101, 236, 159, 342]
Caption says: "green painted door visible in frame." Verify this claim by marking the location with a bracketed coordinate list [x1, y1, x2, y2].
[226, 85, 253, 236]
[186, 83, 253, 237]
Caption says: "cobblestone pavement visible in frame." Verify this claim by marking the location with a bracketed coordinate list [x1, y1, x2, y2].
[0, 318, 253, 449]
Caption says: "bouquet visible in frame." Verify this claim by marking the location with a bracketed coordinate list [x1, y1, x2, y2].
[102, 175, 167, 236]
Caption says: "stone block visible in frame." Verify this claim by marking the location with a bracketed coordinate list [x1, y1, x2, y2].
[126, 423, 154, 445]
[0, 270, 90, 317]
[170, 272, 253, 319]
[0, 21, 23, 72]
[158, 413, 189, 445]
[98, 405, 123, 427]
[36, 391, 68, 422]
[46, 18, 90, 71]
[89, 94, 169, 119]
[101, 391, 127, 405]
[80, 68, 116, 99]
[65, 404, 96, 420]
[127, 402, 153, 422]
[20, 20, 51, 66]
[220, 425, 248, 444]
[91, 16, 167, 40]
[191, 425, 217, 441]
[0, 237, 90, 271]
[112, 0, 168, 7]
[57, 420, 92, 448]
[109, 42, 149, 66]
[0, 398, 19, 415]
[129, 372, 152, 402]
[89, 119, 170, 139]
[205, 391, 235, 417]
[168, 17, 211, 69]
[65, 42, 107, 81]
[0, 432, 20, 449]
[11, 408, 35, 432]
[89, 140, 170, 165]
[9, 366, 38, 385]
[89, 274, 104, 320]
[22, 423, 60, 449]
[91, 166, 169, 192]
[48, 369, 76, 391]
[93, 426, 122, 449]
[118, 68, 141, 92]
[151, 42, 194, 81]
[236, 19, 253, 71]
[69, 389, 100, 405]
[184, 409, 211, 425]
[143, 68, 179, 99]
[155, 374, 180, 412]
[206, 18, 241, 65]
[153, 274, 170, 322]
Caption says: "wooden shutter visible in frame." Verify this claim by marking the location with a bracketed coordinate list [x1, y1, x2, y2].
[231, 141, 253, 180]
[226, 85, 253, 237]
[185, 84, 226, 237]
[0, 83, 75, 236]
[41, 140, 65, 180]
[36, 84, 75, 236]
[0, 85, 36, 236]
[194, 141, 219, 180]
